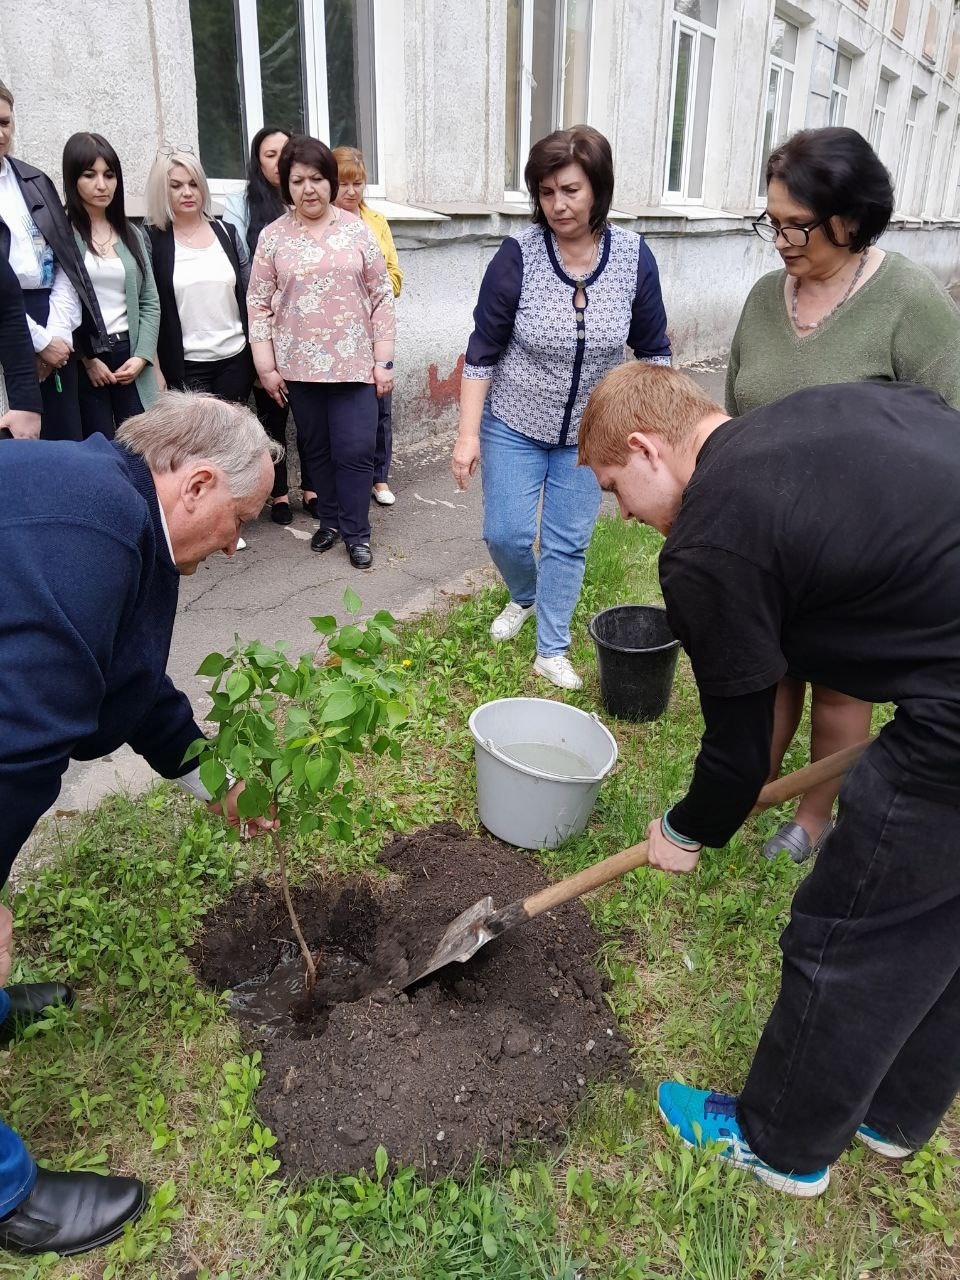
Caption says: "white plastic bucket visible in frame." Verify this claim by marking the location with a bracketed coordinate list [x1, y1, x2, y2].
[468, 697, 619, 849]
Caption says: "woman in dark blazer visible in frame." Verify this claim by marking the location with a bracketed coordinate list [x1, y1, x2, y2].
[0, 78, 109, 439]
[144, 149, 252, 402]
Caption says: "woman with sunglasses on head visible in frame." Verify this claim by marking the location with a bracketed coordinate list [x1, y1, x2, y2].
[223, 126, 314, 525]
[144, 148, 253, 404]
[333, 145, 402, 507]
[728, 126, 960, 865]
[63, 133, 160, 438]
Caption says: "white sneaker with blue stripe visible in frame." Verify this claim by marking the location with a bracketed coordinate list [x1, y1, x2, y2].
[856, 1124, 914, 1159]
[657, 1082, 831, 1198]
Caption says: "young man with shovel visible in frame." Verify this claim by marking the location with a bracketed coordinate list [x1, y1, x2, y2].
[0, 392, 278, 1256]
[578, 364, 960, 1198]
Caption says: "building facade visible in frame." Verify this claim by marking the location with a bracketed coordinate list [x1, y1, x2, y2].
[3, 0, 959, 439]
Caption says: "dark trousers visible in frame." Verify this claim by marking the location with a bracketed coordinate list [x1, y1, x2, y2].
[252, 384, 315, 498]
[374, 391, 392, 485]
[286, 381, 377, 546]
[183, 346, 254, 404]
[22, 288, 82, 442]
[738, 749, 960, 1173]
[77, 336, 144, 440]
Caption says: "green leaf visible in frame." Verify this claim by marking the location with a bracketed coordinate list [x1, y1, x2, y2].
[311, 615, 337, 636]
[343, 586, 362, 614]
[319, 690, 357, 723]
[198, 758, 227, 798]
[236, 781, 271, 820]
[270, 759, 291, 789]
[337, 624, 364, 651]
[304, 756, 334, 793]
[481, 1233, 498, 1260]
[181, 737, 207, 765]
[386, 700, 408, 729]
[225, 671, 252, 705]
[375, 1145, 388, 1181]
[196, 651, 228, 677]
[299, 812, 319, 836]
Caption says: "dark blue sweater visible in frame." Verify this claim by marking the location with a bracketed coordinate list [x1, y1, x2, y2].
[0, 435, 204, 885]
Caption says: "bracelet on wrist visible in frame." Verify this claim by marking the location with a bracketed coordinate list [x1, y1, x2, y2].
[661, 810, 702, 850]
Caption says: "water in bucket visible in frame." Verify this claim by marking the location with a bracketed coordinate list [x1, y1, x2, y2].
[498, 741, 595, 778]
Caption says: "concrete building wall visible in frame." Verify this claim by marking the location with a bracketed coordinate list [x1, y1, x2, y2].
[2, 0, 959, 443]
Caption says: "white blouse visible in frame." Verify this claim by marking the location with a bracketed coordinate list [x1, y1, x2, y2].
[172, 237, 245, 362]
[84, 250, 128, 335]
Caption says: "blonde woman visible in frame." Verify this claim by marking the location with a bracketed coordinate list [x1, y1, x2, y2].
[144, 148, 253, 401]
[333, 145, 402, 505]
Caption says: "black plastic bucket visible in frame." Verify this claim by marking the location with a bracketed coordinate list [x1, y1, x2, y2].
[588, 605, 681, 722]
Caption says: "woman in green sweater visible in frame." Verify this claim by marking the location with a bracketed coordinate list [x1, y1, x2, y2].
[727, 126, 960, 863]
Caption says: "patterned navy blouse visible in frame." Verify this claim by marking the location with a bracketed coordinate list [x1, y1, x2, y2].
[463, 223, 671, 447]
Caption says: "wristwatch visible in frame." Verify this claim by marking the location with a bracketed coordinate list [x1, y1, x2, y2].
[375, 360, 394, 369]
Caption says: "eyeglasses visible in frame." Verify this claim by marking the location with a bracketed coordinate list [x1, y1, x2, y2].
[157, 143, 196, 158]
[752, 215, 826, 247]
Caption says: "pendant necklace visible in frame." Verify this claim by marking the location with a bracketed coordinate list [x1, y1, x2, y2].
[791, 249, 870, 332]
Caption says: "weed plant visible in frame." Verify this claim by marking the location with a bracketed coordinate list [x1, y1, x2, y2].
[3, 518, 955, 1279]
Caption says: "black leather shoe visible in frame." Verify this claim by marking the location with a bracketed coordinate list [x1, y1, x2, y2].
[0, 983, 74, 1044]
[348, 543, 373, 569]
[270, 500, 293, 526]
[311, 527, 339, 554]
[0, 1168, 148, 1256]
[303, 496, 319, 519]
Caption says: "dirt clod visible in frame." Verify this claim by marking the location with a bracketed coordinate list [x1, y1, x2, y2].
[190, 823, 633, 1177]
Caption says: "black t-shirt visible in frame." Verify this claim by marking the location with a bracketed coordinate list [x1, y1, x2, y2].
[662, 380, 960, 846]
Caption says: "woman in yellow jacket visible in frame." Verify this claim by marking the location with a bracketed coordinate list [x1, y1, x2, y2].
[333, 146, 402, 506]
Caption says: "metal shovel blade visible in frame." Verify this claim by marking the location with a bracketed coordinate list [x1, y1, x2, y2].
[400, 894, 499, 989]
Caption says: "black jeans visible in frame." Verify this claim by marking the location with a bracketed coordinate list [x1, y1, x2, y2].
[183, 346, 254, 404]
[286, 381, 377, 546]
[738, 749, 960, 1172]
[77, 336, 144, 440]
[374, 391, 392, 485]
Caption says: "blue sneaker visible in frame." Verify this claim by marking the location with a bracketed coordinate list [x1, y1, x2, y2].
[856, 1124, 913, 1159]
[657, 1082, 830, 1198]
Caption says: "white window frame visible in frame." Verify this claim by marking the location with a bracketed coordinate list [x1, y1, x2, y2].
[829, 50, 853, 125]
[869, 72, 893, 154]
[664, 8, 716, 202]
[207, 0, 385, 196]
[505, 0, 596, 198]
[755, 15, 799, 201]
[922, 101, 950, 217]
[897, 89, 922, 214]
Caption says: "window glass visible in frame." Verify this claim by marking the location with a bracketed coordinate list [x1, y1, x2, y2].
[258, 0, 305, 132]
[561, 0, 592, 127]
[325, 0, 378, 178]
[668, 29, 693, 192]
[190, 0, 246, 179]
[530, 0, 560, 146]
[505, 0, 523, 188]
[675, 0, 717, 26]
[687, 32, 713, 198]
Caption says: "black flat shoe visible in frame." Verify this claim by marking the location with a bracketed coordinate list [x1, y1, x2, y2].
[0, 983, 74, 1044]
[310, 527, 339, 554]
[303, 496, 319, 519]
[348, 543, 373, 569]
[270, 500, 293, 526]
[0, 1168, 148, 1257]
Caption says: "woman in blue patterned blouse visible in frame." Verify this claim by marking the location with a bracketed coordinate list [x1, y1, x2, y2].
[452, 126, 671, 689]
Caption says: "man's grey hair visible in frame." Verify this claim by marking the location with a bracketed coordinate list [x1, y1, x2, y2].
[116, 391, 282, 497]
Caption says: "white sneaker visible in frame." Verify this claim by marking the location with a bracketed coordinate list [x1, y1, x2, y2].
[236, 537, 247, 550]
[856, 1125, 914, 1159]
[490, 600, 535, 642]
[372, 486, 396, 506]
[533, 653, 583, 690]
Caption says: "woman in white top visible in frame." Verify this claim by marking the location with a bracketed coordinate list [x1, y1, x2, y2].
[63, 133, 160, 439]
[144, 149, 253, 403]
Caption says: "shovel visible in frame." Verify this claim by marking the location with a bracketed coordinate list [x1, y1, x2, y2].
[399, 737, 871, 990]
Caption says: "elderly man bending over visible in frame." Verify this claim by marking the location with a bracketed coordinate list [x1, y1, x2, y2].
[0, 392, 278, 1257]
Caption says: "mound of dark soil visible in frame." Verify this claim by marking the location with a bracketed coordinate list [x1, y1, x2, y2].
[190, 823, 633, 1177]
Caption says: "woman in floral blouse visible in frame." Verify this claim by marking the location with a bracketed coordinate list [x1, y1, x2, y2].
[247, 135, 395, 570]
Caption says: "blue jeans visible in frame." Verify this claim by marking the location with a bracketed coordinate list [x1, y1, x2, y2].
[0, 989, 37, 1216]
[480, 406, 601, 657]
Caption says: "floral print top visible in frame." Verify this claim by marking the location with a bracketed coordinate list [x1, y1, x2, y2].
[247, 208, 395, 383]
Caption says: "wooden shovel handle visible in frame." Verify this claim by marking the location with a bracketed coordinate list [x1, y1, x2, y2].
[517, 736, 874, 923]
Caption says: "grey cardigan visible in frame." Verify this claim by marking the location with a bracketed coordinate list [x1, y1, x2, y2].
[73, 226, 161, 408]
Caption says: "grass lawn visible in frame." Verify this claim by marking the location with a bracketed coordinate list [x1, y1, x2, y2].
[4, 516, 958, 1279]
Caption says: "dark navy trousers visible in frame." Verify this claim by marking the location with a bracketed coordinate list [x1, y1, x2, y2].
[287, 381, 377, 546]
